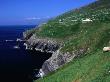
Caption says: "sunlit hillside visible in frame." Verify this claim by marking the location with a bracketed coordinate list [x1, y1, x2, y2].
[32, 0, 110, 82]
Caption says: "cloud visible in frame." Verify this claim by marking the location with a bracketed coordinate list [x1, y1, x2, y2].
[26, 17, 41, 20]
[25, 16, 51, 21]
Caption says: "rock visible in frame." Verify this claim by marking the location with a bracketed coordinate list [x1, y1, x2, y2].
[24, 33, 87, 76]
[24, 34, 60, 53]
[103, 47, 110, 52]
[41, 48, 87, 75]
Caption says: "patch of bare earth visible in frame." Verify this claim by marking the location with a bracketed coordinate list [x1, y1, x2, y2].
[73, 79, 82, 82]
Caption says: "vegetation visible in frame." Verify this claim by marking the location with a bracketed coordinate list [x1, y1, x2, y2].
[33, 0, 110, 82]
[35, 50, 110, 82]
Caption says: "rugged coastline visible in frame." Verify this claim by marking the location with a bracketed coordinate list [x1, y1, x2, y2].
[23, 32, 87, 77]
[23, 0, 110, 82]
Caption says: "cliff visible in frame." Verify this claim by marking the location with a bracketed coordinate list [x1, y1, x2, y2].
[24, 33, 88, 76]
[24, 0, 110, 82]
[41, 47, 87, 75]
[24, 34, 60, 52]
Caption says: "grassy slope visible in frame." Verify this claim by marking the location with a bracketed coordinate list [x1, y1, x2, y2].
[36, 50, 110, 82]
[35, 22, 110, 82]
[34, 0, 110, 82]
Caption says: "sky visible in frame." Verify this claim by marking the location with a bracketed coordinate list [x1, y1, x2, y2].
[0, 0, 96, 25]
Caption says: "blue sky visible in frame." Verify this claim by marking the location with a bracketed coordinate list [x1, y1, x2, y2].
[0, 0, 96, 25]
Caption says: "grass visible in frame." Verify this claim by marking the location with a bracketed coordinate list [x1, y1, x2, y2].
[35, 50, 110, 82]
[31, 0, 110, 82]
[34, 22, 110, 82]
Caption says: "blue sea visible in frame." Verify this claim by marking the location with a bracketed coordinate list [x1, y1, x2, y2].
[0, 25, 51, 82]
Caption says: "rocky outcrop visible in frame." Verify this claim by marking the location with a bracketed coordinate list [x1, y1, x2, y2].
[41, 48, 87, 76]
[24, 34, 60, 53]
[24, 33, 87, 77]
[23, 31, 34, 40]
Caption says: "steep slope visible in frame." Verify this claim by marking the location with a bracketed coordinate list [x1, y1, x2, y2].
[24, 0, 110, 82]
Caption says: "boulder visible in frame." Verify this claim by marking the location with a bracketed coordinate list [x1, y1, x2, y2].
[103, 47, 110, 52]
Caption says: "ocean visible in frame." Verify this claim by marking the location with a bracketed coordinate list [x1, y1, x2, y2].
[0, 25, 51, 82]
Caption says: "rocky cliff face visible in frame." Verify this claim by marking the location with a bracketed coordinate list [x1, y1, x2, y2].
[23, 33, 87, 77]
[41, 47, 87, 75]
[24, 34, 60, 53]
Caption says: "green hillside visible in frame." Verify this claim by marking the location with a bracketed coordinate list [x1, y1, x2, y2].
[34, 0, 110, 82]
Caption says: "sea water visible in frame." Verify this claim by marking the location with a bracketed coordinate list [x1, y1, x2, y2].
[0, 25, 51, 82]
